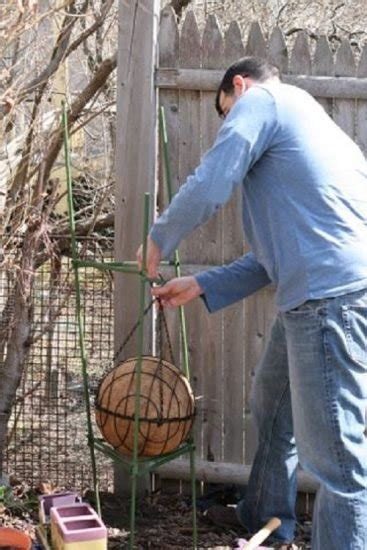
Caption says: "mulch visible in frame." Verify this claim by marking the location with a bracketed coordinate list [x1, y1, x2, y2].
[0, 481, 313, 549]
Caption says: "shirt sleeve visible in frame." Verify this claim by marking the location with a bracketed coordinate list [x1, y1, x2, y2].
[195, 252, 272, 313]
[150, 88, 277, 259]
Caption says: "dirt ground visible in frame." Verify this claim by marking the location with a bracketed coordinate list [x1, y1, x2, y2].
[1, 482, 313, 549]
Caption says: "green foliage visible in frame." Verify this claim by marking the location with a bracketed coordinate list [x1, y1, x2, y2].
[0, 484, 38, 515]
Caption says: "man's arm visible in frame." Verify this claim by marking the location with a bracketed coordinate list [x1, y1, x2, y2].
[150, 123, 251, 259]
[149, 89, 277, 261]
[137, 88, 277, 277]
[195, 251, 271, 312]
[152, 252, 271, 312]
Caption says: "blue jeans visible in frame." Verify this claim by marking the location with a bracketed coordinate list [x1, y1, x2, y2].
[236, 288, 367, 549]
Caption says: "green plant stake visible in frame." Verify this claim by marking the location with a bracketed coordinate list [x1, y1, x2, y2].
[62, 101, 101, 516]
[63, 101, 197, 550]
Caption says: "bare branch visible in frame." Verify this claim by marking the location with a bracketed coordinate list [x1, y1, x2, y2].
[41, 52, 117, 188]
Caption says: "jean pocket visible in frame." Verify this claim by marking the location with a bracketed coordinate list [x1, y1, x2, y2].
[341, 305, 367, 367]
[285, 301, 317, 317]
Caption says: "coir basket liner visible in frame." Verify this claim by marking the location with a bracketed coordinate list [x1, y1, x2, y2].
[95, 356, 195, 457]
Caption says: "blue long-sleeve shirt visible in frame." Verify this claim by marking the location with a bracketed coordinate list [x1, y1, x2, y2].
[150, 82, 367, 312]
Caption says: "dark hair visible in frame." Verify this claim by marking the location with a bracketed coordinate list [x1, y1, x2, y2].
[215, 56, 280, 116]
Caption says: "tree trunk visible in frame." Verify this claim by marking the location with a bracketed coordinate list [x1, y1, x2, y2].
[0, 231, 37, 474]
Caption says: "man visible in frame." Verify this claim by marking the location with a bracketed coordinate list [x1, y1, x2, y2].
[136, 57, 367, 549]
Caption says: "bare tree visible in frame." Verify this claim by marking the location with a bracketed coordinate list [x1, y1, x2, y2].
[0, 0, 118, 471]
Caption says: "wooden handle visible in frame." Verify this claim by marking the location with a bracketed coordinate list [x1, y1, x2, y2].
[242, 517, 281, 550]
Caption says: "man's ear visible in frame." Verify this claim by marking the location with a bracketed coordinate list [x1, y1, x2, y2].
[232, 74, 247, 96]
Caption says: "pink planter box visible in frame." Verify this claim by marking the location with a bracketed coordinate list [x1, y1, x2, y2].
[39, 492, 80, 524]
[51, 503, 107, 544]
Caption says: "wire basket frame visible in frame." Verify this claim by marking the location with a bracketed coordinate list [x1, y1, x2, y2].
[95, 356, 195, 457]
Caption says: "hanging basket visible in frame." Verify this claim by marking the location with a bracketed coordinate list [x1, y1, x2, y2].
[95, 356, 195, 457]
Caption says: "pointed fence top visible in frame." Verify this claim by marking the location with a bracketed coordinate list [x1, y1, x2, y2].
[158, 16, 363, 79]
[225, 21, 245, 65]
[180, 10, 201, 68]
[313, 36, 334, 76]
[290, 31, 311, 74]
[358, 43, 367, 77]
[268, 26, 288, 74]
[202, 14, 224, 69]
[246, 22, 267, 57]
[335, 39, 356, 77]
[159, 7, 179, 67]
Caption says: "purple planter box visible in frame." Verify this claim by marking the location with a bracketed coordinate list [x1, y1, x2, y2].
[39, 492, 80, 524]
[51, 504, 107, 543]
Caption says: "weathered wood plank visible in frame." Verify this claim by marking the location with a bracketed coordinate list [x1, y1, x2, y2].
[158, 7, 181, 371]
[268, 26, 288, 74]
[290, 31, 311, 75]
[114, 0, 160, 495]
[200, 14, 224, 464]
[356, 44, 367, 155]
[158, 6, 179, 204]
[178, 10, 204, 458]
[313, 36, 334, 115]
[222, 301, 246, 463]
[245, 22, 267, 58]
[222, 24, 247, 464]
[154, 458, 319, 493]
[333, 39, 356, 138]
[225, 20, 245, 65]
[156, 68, 367, 99]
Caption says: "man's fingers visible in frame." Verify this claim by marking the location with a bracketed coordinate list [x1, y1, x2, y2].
[152, 284, 171, 296]
[151, 277, 200, 308]
[136, 236, 162, 279]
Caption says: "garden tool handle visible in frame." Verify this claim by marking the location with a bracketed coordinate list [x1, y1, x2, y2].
[242, 517, 282, 550]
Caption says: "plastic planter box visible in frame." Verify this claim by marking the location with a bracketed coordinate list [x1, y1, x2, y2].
[50, 503, 107, 550]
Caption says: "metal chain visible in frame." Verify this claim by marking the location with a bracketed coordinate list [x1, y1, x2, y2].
[99, 279, 175, 375]
[100, 299, 155, 378]
[97, 277, 177, 424]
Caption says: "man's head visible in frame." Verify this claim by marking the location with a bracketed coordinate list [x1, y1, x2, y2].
[215, 56, 280, 118]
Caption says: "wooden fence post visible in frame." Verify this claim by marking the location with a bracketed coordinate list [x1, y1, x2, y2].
[114, 0, 160, 496]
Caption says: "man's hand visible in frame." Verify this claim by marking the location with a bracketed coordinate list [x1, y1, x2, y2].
[152, 276, 203, 307]
[136, 235, 162, 279]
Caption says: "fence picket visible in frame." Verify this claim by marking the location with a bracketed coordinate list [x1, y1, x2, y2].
[290, 31, 311, 74]
[159, 6, 179, 202]
[177, 10, 205, 458]
[158, 8, 181, 393]
[313, 36, 334, 115]
[268, 26, 288, 74]
[356, 44, 367, 155]
[245, 22, 267, 57]
[223, 19, 247, 464]
[200, 14, 225, 463]
[225, 20, 245, 65]
[334, 39, 356, 138]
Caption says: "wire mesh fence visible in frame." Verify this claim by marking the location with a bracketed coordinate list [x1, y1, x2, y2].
[2, 239, 115, 492]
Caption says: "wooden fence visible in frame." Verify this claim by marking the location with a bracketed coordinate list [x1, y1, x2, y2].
[115, 3, 367, 488]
